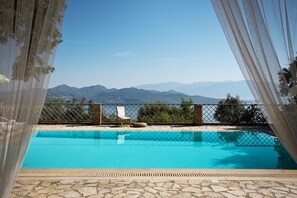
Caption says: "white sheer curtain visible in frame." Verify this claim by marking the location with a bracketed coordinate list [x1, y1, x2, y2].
[211, 0, 297, 161]
[0, 0, 66, 197]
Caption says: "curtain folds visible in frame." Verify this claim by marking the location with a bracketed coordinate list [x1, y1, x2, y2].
[211, 0, 297, 161]
[0, 0, 66, 197]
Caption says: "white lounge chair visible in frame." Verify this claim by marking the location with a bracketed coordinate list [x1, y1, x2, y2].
[116, 106, 131, 127]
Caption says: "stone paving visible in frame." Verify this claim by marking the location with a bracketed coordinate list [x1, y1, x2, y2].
[10, 178, 297, 198]
[36, 124, 273, 133]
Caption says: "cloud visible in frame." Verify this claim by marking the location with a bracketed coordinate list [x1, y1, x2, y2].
[114, 51, 135, 58]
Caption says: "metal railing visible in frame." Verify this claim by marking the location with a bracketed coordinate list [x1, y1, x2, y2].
[101, 104, 194, 125]
[202, 104, 268, 124]
[39, 103, 94, 124]
[38, 103, 268, 125]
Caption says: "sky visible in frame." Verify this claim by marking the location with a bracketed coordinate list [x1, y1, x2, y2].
[50, 0, 244, 89]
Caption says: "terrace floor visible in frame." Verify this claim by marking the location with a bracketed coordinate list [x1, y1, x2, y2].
[11, 171, 297, 198]
[11, 124, 297, 198]
[35, 124, 273, 133]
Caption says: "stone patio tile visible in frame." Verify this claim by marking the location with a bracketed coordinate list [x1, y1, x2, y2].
[113, 192, 129, 198]
[171, 192, 193, 198]
[86, 179, 98, 183]
[221, 192, 240, 198]
[159, 191, 174, 197]
[188, 180, 202, 185]
[192, 192, 204, 197]
[128, 195, 142, 198]
[172, 183, 181, 189]
[98, 180, 110, 185]
[88, 195, 105, 198]
[227, 190, 246, 196]
[105, 193, 114, 198]
[201, 180, 212, 186]
[271, 186, 290, 192]
[56, 184, 72, 190]
[131, 188, 145, 193]
[288, 185, 297, 190]
[163, 181, 175, 188]
[270, 188, 290, 195]
[78, 186, 97, 196]
[126, 190, 141, 195]
[33, 194, 47, 198]
[143, 192, 156, 198]
[154, 186, 168, 191]
[201, 186, 212, 192]
[274, 193, 289, 198]
[48, 195, 63, 198]
[204, 191, 225, 197]
[181, 186, 201, 192]
[257, 188, 273, 196]
[72, 183, 84, 190]
[291, 189, 297, 194]
[144, 187, 158, 194]
[59, 179, 76, 185]
[97, 188, 111, 194]
[58, 190, 81, 198]
[246, 184, 258, 190]
[210, 185, 228, 192]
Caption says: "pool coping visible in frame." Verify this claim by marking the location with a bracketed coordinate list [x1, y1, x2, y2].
[19, 169, 297, 181]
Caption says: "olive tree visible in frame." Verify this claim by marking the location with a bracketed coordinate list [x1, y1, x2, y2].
[214, 94, 245, 124]
[137, 98, 194, 124]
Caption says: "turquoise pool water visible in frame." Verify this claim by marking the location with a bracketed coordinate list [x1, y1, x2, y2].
[22, 131, 297, 169]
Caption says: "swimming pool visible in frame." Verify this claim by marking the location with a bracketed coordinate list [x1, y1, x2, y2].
[22, 131, 297, 169]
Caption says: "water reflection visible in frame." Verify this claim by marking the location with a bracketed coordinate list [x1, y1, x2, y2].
[274, 141, 297, 169]
[217, 132, 244, 143]
[34, 131, 297, 169]
[116, 132, 131, 144]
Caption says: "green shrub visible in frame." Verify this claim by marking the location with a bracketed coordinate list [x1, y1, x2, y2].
[214, 94, 244, 124]
[241, 104, 266, 124]
[40, 97, 93, 123]
[214, 94, 266, 124]
[137, 98, 194, 124]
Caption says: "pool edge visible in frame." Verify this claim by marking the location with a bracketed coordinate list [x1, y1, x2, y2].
[18, 169, 297, 181]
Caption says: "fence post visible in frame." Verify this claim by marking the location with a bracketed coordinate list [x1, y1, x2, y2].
[0, 103, 4, 117]
[194, 104, 202, 126]
[93, 104, 102, 125]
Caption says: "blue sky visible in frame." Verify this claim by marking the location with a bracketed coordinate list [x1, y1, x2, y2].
[50, 0, 244, 88]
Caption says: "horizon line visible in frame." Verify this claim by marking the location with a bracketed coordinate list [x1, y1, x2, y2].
[49, 79, 247, 89]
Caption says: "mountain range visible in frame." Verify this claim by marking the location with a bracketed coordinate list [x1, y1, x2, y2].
[47, 84, 222, 104]
[136, 80, 253, 100]
[47, 80, 254, 104]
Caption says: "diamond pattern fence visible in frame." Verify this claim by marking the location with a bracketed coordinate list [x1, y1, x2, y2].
[101, 104, 194, 125]
[202, 104, 268, 124]
[39, 103, 268, 125]
[39, 103, 94, 124]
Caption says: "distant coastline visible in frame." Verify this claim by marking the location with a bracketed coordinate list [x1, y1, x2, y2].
[47, 80, 254, 104]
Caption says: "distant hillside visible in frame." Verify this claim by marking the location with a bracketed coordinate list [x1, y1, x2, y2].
[47, 84, 108, 99]
[47, 84, 222, 104]
[137, 80, 254, 100]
